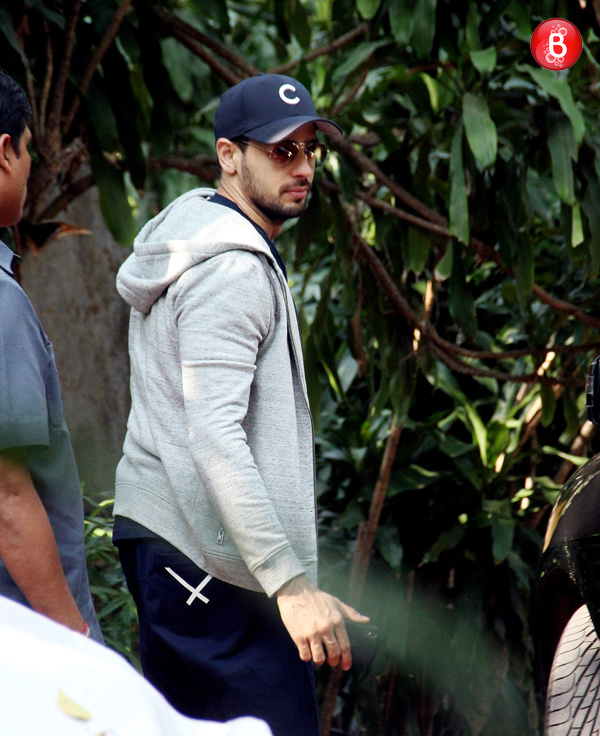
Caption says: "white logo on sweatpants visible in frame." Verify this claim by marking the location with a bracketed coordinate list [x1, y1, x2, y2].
[165, 567, 213, 605]
[279, 84, 300, 105]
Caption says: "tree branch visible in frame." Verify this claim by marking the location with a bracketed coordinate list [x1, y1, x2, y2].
[46, 0, 82, 141]
[270, 22, 370, 75]
[36, 174, 95, 222]
[332, 139, 600, 331]
[332, 136, 448, 227]
[150, 5, 260, 80]
[351, 418, 403, 594]
[63, 0, 135, 136]
[321, 415, 402, 736]
[146, 154, 219, 181]
[322, 178, 450, 238]
[343, 208, 587, 387]
[331, 69, 368, 118]
[38, 30, 54, 140]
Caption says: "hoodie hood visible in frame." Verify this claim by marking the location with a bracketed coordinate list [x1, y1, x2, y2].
[117, 187, 276, 314]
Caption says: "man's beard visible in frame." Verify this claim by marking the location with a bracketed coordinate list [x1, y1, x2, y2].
[240, 157, 310, 224]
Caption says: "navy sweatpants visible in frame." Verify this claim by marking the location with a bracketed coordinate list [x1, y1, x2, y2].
[118, 537, 320, 736]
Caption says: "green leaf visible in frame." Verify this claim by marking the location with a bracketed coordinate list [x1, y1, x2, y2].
[507, 0, 532, 42]
[389, 0, 417, 44]
[412, 0, 437, 58]
[0, 8, 28, 61]
[449, 124, 470, 244]
[464, 402, 487, 466]
[538, 446, 590, 466]
[273, 1, 291, 44]
[515, 233, 534, 303]
[188, 0, 230, 31]
[389, 369, 412, 420]
[482, 499, 515, 563]
[406, 226, 431, 272]
[435, 244, 453, 279]
[88, 135, 135, 247]
[422, 526, 466, 564]
[28, 1, 66, 29]
[548, 115, 576, 205]
[295, 189, 323, 266]
[463, 92, 497, 168]
[439, 435, 474, 459]
[465, 3, 481, 50]
[469, 47, 497, 76]
[356, 0, 381, 20]
[288, 0, 312, 49]
[304, 333, 324, 432]
[337, 348, 359, 392]
[430, 362, 467, 404]
[491, 516, 515, 564]
[572, 201, 584, 248]
[332, 40, 388, 86]
[582, 165, 600, 277]
[525, 66, 585, 146]
[337, 501, 366, 529]
[376, 527, 403, 569]
[388, 465, 442, 496]
[160, 38, 209, 104]
[448, 241, 477, 339]
[540, 385, 557, 427]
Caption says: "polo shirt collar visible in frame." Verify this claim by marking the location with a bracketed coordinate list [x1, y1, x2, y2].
[0, 240, 19, 276]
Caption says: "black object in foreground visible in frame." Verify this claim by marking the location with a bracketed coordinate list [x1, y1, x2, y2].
[346, 621, 379, 667]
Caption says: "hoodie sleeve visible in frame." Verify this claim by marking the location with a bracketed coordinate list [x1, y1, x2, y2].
[173, 250, 307, 596]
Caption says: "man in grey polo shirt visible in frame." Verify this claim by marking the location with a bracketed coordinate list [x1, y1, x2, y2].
[0, 68, 101, 641]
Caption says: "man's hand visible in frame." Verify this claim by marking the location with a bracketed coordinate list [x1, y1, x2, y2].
[276, 575, 370, 671]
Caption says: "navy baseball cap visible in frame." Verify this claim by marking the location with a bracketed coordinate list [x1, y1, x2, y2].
[214, 73, 342, 143]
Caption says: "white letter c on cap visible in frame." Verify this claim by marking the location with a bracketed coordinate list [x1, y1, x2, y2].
[279, 84, 300, 105]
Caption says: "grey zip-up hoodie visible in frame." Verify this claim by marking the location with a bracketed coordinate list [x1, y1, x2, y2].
[114, 187, 318, 597]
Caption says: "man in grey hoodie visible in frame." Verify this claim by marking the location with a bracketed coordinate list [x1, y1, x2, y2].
[114, 74, 368, 735]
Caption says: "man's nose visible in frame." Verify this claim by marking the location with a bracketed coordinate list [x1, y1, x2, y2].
[291, 150, 314, 177]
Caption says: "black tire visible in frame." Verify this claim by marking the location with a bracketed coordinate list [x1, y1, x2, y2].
[545, 604, 600, 735]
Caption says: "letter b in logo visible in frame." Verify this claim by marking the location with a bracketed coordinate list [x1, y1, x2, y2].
[548, 32, 567, 59]
[531, 18, 582, 70]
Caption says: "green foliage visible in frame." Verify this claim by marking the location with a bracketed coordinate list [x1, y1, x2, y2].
[84, 496, 140, 670]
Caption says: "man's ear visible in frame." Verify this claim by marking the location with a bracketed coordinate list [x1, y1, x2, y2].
[216, 137, 240, 176]
[0, 134, 13, 175]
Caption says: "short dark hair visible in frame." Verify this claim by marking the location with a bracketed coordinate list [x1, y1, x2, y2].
[0, 68, 31, 156]
[233, 136, 249, 152]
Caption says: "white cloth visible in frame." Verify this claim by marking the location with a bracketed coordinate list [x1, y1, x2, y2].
[0, 595, 272, 736]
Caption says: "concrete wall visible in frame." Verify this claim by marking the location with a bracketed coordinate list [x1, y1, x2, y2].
[20, 186, 132, 498]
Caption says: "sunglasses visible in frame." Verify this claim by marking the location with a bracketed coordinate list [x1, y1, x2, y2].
[241, 138, 329, 168]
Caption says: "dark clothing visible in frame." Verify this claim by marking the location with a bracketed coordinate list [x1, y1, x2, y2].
[113, 514, 157, 540]
[117, 536, 320, 736]
[0, 241, 101, 642]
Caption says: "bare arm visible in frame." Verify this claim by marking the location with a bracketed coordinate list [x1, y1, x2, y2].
[276, 574, 370, 670]
[0, 448, 85, 631]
